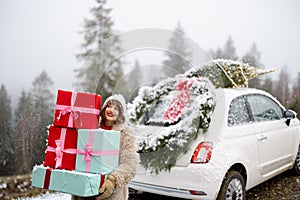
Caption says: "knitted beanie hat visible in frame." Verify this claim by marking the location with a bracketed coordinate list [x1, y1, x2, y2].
[102, 94, 126, 113]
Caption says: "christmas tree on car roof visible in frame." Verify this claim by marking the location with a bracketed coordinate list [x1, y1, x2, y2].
[186, 59, 276, 88]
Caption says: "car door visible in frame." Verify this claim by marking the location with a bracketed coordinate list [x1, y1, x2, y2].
[246, 94, 294, 178]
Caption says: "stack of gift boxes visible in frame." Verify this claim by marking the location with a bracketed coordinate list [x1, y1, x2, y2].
[32, 90, 121, 197]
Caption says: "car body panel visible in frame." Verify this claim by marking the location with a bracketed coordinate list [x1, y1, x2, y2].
[130, 88, 300, 199]
[254, 119, 295, 178]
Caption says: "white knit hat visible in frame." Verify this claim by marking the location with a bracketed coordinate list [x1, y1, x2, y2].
[102, 94, 126, 113]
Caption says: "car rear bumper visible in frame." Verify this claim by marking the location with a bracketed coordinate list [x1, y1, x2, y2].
[129, 181, 209, 199]
[129, 164, 223, 200]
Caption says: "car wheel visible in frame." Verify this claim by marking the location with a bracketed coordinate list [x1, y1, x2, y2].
[293, 145, 300, 175]
[217, 170, 245, 200]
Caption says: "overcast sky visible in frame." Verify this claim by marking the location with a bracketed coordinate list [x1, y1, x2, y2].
[1, 0, 300, 106]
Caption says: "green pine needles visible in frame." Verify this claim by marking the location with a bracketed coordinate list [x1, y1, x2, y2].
[128, 59, 275, 174]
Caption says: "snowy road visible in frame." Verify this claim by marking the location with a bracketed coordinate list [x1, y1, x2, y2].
[18, 193, 71, 200]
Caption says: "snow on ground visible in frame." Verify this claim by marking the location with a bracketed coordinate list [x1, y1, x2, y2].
[18, 192, 71, 200]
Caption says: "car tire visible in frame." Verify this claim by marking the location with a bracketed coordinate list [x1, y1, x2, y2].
[217, 170, 245, 200]
[293, 145, 300, 175]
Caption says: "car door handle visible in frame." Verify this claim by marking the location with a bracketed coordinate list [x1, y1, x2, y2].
[257, 135, 268, 141]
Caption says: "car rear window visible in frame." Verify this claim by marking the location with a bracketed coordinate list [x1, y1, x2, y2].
[228, 96, 251, 126]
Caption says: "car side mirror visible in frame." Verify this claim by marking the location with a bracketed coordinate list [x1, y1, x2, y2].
[284, 109, 296, 126]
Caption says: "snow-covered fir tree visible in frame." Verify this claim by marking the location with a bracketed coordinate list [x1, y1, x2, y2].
[75, 0, 123, 100]
[14, 90, 36, 174]
[30, 71, 54, 166]
[162, 22, 192, 78]
[0, 84, 13, 175]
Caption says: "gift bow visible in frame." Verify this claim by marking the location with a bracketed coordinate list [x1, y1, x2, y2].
[82, 144, 93, 163]
[164, 79, 195, 122]
[57, 106, 81, 122]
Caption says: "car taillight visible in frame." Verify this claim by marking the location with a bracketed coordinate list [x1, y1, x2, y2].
[191, 142, 213, 163]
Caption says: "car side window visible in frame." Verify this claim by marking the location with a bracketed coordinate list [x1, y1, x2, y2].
[228, 96, 251, 126]
[246, 94, 283, 122]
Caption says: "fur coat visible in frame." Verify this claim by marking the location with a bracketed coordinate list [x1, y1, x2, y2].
[72, 123, 139, 200]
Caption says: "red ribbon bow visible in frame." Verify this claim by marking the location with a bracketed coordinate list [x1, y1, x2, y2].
[164, 79, 195, 123]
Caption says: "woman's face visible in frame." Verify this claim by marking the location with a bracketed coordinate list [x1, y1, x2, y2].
[104, 103, 119, 123]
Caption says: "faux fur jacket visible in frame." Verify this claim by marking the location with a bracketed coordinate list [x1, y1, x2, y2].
[72, 123, 139, 200]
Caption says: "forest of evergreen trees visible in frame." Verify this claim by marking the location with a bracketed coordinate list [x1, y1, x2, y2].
[1, 0, 300, 176]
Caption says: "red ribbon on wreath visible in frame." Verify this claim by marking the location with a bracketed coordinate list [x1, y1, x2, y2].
[164, 79, 194, 123]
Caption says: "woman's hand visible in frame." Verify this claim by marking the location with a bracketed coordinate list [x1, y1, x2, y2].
[97, 174, 116, 199]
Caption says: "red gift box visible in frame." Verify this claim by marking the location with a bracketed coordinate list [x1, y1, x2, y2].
[44, 125, 78, 170]
[53, 90, 102, 129]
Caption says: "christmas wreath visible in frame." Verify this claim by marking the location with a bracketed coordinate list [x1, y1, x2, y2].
[128, 76, 215, 174]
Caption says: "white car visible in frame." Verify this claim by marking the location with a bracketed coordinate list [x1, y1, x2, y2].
[129, 88, 300, 200]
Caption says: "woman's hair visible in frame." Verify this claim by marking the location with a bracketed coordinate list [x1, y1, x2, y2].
[100, 100, 125, 125]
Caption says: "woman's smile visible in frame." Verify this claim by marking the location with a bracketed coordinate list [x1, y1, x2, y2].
[106, 111, 115, 117]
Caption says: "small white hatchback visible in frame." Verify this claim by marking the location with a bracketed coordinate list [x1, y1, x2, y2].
[129, 88, 300, 200]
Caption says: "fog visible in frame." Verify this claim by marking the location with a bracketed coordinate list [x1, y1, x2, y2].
[1, 0, 299, 107]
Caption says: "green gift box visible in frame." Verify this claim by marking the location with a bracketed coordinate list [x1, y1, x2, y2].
[76, 129, 120, 174]
[32, 165, 107, 197]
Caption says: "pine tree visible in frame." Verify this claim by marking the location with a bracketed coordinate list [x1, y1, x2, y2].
[162, 22, 192, 77]
[242, 43, 263, 88]
[222, 36, 238, 60]
[0, 84, 13, 175]
[29, 71, 54, 167]
[261, 77, 274, 95]
[126, 60, 143, 102]
[75, 0, 123, 100]
[210, 47, 224, 59]
[274, 68, 290, 106]
[110, 60, 144, 102]
[289, 72, 300, 118]
[210, 36, 238, 61]
[14, 90, 36, 173]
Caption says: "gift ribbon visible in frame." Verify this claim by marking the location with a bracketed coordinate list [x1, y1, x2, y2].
[56, 92, 100, 127]
[54, 140, 63, 168]
[44, 168, 52, 189]
[100, 174, 106, 188]
[46, 128, 66, 168]
[76, 130, 119, 173]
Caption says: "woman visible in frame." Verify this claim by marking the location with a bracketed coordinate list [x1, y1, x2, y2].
[72, 94, 139, 200]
